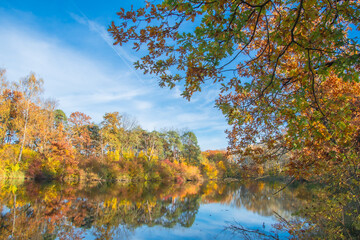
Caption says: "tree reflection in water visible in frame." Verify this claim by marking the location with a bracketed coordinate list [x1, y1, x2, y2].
[0, 180, 312, 239]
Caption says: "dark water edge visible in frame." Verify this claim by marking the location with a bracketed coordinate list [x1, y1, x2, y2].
[0, 179, 312, 240]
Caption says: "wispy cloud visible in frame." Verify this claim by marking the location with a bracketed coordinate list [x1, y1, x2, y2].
[0, 10, 228, 150]
[69, 12, 146, 83]
[71, 12, 137, 62]
[0, 22, 147, 116]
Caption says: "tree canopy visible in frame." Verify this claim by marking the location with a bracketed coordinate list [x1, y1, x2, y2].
[109, 0, 360, 178]
[109, 2, 360, 237]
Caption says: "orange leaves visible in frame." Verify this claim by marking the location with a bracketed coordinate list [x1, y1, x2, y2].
[68, 112, 91, 127]
[0, 70, 215, 182]
[43, 122, 78, 179]
[68, 111, 94, 158]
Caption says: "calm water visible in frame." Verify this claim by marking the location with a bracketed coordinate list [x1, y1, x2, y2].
[0, 180, 311, 239]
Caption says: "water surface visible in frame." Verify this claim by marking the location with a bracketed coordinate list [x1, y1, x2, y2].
[0, 180, 310, 239]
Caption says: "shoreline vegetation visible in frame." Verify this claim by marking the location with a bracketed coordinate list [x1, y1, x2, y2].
[0, 70, 244, 183]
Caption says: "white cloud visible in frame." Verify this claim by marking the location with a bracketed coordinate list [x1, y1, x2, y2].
[172, 86, 183, 99]
[0, 13, 229, 150]
[0, 28, 106, 88]
[133, 100, 153, 111]
[69, 12, 143, 81]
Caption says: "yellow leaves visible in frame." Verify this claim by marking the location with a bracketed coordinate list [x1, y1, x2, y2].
[147, 147, 158, 161]
[202, 181, 218, 197]
[10, 163, 20, 173]
[104, 197, 119, 210]
[43, 157, 61, 175]
[111, 198, 118, 210]
[0, 144, 19, 161]
[147, 200, 156, 209]
[122, 149, 135, 160]
[107, 150, 120, 162]
[244, 113, 253, 123]
[138, 150, 146, 160]
[257, 166, 264, 176]
[8, 184, 17, 194]
[217, 161, 226, 171]
[202, 161, 218, 179]
[42, 185, 58, 203]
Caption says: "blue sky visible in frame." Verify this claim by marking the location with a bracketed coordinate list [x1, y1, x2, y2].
[0, 0, 229, 150]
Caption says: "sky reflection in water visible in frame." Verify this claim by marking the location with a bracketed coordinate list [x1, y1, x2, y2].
[0, 180, 309, 239]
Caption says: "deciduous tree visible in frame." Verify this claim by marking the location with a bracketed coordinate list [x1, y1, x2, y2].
[162, 130, 183, 161]
[15, 74, 43, 163]
[101, 112, 123, 154]
[181, 131, 201, 165]
[109, 2, 360, 237]
[68, 111, 93, 157]
[109, 0, 360, 178]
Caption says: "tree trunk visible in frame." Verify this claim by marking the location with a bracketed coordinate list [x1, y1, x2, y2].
[17, 103, 29, 163]
[12, 192, 16, 237]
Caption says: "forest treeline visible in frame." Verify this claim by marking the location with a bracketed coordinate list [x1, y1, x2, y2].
[0, 70, 240, 181]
